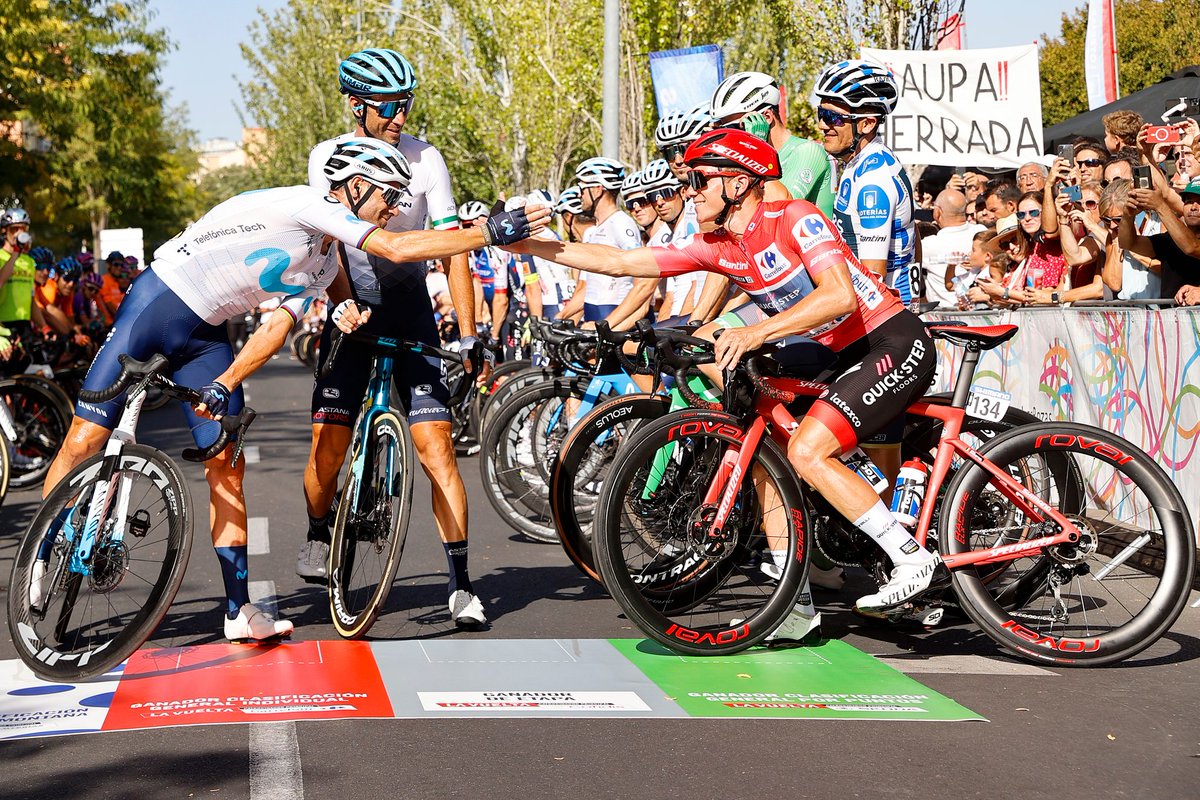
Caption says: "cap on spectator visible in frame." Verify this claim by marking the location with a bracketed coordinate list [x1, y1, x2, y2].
[106, 251, 124, 263]
[1181, 178, 1200, 198]
[985, 214, 1020, 252]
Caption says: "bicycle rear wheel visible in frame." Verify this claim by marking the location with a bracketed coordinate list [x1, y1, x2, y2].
[328, 410, 415, 638]
[942, 423, 1195, 666]
[594, 411, 809, 655]
[7, 444, 192, 681]
[0, 379, 70, 488]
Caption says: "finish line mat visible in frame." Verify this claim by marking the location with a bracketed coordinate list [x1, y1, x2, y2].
[0, 638, 983, 739]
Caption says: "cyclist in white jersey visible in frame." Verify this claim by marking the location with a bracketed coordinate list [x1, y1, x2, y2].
[814, 59, 918, 304]
[556, 157, 642, 324]
[42, 138, 545, 642]
[298, 48, 494, 628]
[641, 160, 702, 321]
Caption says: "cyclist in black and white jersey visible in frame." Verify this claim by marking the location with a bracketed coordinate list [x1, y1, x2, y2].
[300, 48, 502, 627]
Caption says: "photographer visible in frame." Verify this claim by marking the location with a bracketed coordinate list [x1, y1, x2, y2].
[1120, 173, 1200, 303]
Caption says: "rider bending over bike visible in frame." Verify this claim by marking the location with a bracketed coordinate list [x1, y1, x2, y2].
[38, 137, 546, 643]
[505, 128, 947, 638]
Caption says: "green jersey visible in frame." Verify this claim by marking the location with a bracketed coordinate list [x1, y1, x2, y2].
[778, 135, 836, 217]
[0, 249, 35, 322]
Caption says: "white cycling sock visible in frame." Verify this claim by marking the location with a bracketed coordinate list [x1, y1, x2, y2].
[795, 579, 817, 616]
[769, 549, 787, 570]
[852, 500, 933, 567]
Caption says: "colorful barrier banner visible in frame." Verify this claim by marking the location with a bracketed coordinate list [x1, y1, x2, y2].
[649, 45, 724, 118]
[930, 308, 1200, 524]
[0, 638, 983, 739]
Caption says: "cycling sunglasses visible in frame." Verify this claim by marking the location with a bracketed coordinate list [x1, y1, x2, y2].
[646, 186, 679, 204]
[362, 177, 404, 208]
[357, 94, 415, 119]
[625, 197, 648, 210]
[660, 143, 688, 162]
[685, 170, 741, 192]
[817, 107, 869, 127]
[1016, 209, 1041, 219]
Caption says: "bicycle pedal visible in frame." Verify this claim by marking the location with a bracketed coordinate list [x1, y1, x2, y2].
[917, 606, 945, 627]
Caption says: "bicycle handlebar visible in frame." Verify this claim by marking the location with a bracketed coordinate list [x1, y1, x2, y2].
[78, 353, 257, 465]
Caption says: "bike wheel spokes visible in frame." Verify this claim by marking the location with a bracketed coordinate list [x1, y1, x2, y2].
[8, 446, 192, 681]
[946, 426, 1194, 665]
[595, 414, 808, 655]
[329, 414, 412, 638]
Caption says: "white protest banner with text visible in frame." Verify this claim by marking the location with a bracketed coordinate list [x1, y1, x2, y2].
[861, 45, 1044, 169]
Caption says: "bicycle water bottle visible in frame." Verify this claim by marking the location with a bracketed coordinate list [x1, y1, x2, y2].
[841, 447, 888, 494]
[890, 458, 929, 528]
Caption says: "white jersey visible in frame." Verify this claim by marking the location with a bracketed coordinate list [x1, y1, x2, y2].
[151, 185, 377, 324]
[582, 209, 641, 306]
[920, 222, 984, 309]
[664, 200, 702, 318]
[308, 132, 459, 305]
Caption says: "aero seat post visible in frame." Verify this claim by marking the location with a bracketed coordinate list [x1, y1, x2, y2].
[949, 345, 981, 409]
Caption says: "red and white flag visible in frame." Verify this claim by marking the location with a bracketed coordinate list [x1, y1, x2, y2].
[1084, 0, 1119, 109]
[935, 12, 964, 51]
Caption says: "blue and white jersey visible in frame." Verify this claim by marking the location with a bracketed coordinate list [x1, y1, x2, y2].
[150, 185, 377, 324]
[832, 139, 917, 303]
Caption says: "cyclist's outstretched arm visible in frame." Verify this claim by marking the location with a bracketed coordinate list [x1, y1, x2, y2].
[504, 238, 661, 279]
[365, 206, 551, 264]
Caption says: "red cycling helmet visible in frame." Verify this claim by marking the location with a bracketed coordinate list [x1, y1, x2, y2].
[683, 127, 782, 180]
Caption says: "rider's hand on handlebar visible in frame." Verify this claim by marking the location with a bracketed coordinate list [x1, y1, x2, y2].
[714, 325, 767, 371]
[457, 335, 495, 385]
[332, 299, 370, 333]
[195, 380, 232, 420]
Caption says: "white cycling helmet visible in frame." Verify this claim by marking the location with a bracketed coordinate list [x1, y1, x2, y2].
[526, 188, 555, 207]
[555, 186, 584, 214]
[458, 200, 489, 221]
[575, 156, 626, 190]
[813, 59, 899, 116]
[621, 170, 646, 201]
[639, 159, 680, 194]
[503, 195, 527, 212]
[323, 137, 412, 189]
[654, 104, 713, 148]
[710, 72, 781, 121]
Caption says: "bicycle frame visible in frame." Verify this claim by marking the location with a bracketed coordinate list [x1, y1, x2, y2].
[345, 353, 400, 514]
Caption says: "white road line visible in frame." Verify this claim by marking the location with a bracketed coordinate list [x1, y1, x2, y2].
[243, 445, 261, 464]
[249, 721, 305, 800]
[875, 653, 1055, 676]
[248, 517, 270, 556]
[248, 580, 277, 614]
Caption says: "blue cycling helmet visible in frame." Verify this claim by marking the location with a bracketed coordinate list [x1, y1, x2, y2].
[338, 48, 418, 96]
[30, 247, 54, 268]
[56, 257, 82, 282]
[813, 59, 899, 116]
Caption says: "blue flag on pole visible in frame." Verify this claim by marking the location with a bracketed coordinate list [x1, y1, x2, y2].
[648, 45, 724, 118]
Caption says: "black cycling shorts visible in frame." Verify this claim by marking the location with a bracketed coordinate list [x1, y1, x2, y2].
[805, 310, 936, 454]
[312, 284, 451, 427]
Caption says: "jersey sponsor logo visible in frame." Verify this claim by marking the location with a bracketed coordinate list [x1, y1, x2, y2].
[799, 168, 814, 186]
[717, 257, 751, 271]
[849, 267, 884, 309]
[415, 384, 433, 397]
[855, 185, 892, 230]
[836, 179, 852, 210]
[249, 248, 306, 296]
[322, 388, 340, 399]
[762, 209, 785, 219]
[861, 339, 927, 406]
[794, 214, 835, 253]
[822, 390, 862, 427]
[754, 244, 790, 281]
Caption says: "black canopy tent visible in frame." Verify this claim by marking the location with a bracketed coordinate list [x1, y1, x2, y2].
[1043, 66, 1200, 151]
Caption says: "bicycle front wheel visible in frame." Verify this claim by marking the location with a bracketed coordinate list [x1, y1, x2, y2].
[7, 444, 193, 681]
[594, 411, 810, 656]
[329, 410, 415, 639]
[941, 423, 1195, 666]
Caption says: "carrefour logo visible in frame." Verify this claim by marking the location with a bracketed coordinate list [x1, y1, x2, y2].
[755, 244, 790, 280]
[855, 185, 891, 230]
[802, 216, 825, 237]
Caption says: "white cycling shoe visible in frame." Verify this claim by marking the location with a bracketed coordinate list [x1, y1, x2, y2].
[449, 590, 488, 629]
[295, 540, 329, 584]
[855, 556, 948, 611]
[733, 593, 821, 646]
[224, 603, 294, 642]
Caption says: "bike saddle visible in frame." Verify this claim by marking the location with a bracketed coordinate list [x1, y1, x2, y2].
[927, 324, 1018, 350]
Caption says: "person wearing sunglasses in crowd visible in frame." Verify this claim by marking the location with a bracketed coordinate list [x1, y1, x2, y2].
[1073, 138, 1109, 186]
[1044, 181, 1105, 304]
[1099, 178, 1163, 302]
[301, 49, 533, 629]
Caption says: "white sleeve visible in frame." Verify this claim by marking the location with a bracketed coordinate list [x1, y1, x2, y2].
[307, 139, 337, 193]
[422, 146, 460, 230]
[290, 191, 379, 250]
[613, 214, 643, 251]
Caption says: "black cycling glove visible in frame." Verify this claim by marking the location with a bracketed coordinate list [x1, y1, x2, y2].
[484, 209, 533, 246]
[199, 380, 232, 418]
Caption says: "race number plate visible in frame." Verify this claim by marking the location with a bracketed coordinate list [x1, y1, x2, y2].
[966, 386, 1011, 422]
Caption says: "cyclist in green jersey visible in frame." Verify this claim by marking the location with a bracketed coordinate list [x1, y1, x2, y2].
[710, 72, 836, 217]
[0, 208, 37, 330]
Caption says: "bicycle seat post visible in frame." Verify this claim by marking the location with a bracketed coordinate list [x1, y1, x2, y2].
[949, 344, 982, 409]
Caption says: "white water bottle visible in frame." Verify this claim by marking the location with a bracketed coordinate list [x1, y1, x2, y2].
[841, 447, 888, 495]
[890, 458, 929, 528]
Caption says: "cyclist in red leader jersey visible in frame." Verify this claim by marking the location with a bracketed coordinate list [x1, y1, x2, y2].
[507, 128, 947, 612]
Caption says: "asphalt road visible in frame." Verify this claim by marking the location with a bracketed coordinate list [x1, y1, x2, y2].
[1, 353, 1199, 800]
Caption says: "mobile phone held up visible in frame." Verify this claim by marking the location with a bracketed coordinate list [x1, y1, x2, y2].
[1133, 164, 1153, 190]
[1056, 144, 1074, 162]
[1146, 125, 1182, 145]
[1164, 98, 1200, 119]
[1061, 184, 1082, 203]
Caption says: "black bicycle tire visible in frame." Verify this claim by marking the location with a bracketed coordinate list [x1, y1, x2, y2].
[594, 409, 809, 656]
[941, 423, 1195, 666]
[13, 373, 74, 420]
[7, 443, 193, 681]
[0, 379, 71, 488]
[551, 393, 672, 583]
[479, 365, 553, 440]
[328, 410, 415, 639]
[0, 429, 11, 510]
